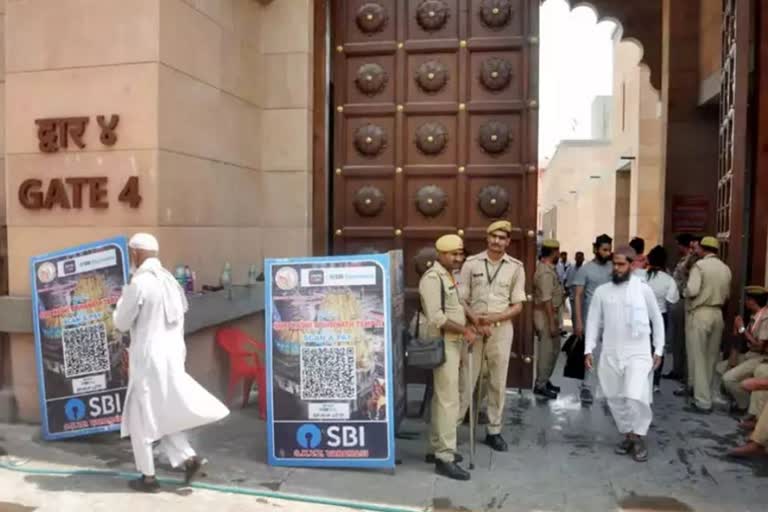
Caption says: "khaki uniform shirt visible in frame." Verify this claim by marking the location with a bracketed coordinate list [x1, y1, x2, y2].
[418, 261, 466, 342]
[685, 254, 732, 311]
[459, 251, 526, 316]
[533, 261, 564, 309]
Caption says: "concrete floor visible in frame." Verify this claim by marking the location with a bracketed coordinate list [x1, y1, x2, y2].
[1, 375, 768, 512]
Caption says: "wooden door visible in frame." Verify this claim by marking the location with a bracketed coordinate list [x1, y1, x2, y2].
[330, 0, 539, 388]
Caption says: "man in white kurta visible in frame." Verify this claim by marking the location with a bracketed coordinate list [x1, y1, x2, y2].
[585, 247, 665, 462]
[114, 234, 229, 492]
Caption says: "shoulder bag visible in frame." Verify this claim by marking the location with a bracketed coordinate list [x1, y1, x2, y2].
[405, 279, 447, 369]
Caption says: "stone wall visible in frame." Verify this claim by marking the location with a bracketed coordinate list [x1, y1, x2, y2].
[3, 0, 313, 422]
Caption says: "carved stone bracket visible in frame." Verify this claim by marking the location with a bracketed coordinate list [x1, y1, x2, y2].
[415, 185, 448, 217]
[354, 123, 388, 157]
[356, 3, 388, 34]
[353, 185, 386, 217]
[416, 0, 450, 32]
[415, 122, 449, 156]
[478, 120, 511, 155]
[478, 185, 510, 217]
[355, 63, 388, 96]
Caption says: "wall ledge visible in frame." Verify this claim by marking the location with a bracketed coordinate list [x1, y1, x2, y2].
[0, 284, 265, 336]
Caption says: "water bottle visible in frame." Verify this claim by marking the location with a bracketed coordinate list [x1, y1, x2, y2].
[220, 262, 232, 289]
[175, 265, 187, 288]
[248, 264, 259, 286]
[220, 262, 233, 300]
[184, 266, 194, 293]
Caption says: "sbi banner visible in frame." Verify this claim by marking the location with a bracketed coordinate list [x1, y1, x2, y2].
[265, 254, 396, 469]
[30, 237, 130, 440]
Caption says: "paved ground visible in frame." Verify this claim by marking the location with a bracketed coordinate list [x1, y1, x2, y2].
[2, 374, 768, 512]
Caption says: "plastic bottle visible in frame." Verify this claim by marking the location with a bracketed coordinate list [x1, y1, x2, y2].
[175, 265, 187, 289]
[184, 266, 194, 293]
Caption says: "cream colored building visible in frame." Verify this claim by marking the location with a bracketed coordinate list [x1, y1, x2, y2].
[540, 32, 664, 257]
[0, 0, 315, 422]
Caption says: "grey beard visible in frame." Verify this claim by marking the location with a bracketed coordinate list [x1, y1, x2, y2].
[612, 272, 630, 284]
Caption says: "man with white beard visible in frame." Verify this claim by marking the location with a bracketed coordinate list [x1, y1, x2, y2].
[584, 246, 665, 462]
[114, 233, 229, 492]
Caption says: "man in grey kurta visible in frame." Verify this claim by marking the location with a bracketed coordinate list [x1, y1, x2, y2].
[573, 234, 614, 404]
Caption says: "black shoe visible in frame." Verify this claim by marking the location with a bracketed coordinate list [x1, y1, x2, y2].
[673, 386, 692, 397]
[435, 460, 471, 481]
[615, 438, 634, 455]
[184, 456, 203, 484]
[128, 476, 160, 493]
[484, 434, 508, 452]
[534, 385, 558, 400]
[425, 453, 463, 464]
[684, 404, 712, 415]
[546, 381, 561, 393]
[580, 388, 594, 405]
[632, 438, 648, 462]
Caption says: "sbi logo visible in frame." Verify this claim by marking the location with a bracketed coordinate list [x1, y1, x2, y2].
[296, 424, 366, 448]
[296, 424, 322, 448]
[64, 398, 86, 421]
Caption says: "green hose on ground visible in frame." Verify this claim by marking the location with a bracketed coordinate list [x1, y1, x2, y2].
[0, 459, 419, 512]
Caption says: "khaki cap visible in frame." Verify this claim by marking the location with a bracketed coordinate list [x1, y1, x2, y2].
[542, 239, 560, 249]
[487, 220, 512, 234]
[700, 236, 719, 250]
[435, 234, 464, 253]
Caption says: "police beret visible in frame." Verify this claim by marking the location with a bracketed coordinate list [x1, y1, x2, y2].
[435, 234, 464, 253]
[542, 239, 560, 249]
[487, 220, 512, 234]
[700, 236, 719, 250]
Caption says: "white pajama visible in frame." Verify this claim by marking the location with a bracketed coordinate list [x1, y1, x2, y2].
[585, 278, 665, 439]
[128, 398, 196, 476]
[600, 352, 654, 436]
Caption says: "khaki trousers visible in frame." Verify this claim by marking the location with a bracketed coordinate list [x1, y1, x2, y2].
[534, 309, 561, 387]
[686, 307, 724, 410]
[751, 365, 768, 447]
[429, 338, 463, 462]
[721, 352, 766, 411]
[458, 320, 513, 435]
[749, 363, 768, 418]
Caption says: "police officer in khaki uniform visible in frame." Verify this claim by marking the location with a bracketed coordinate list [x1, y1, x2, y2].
[458, 220, 526, 452]
[685, 236, 732, 413]
[419, 234, 478, 481]
[533, 239, 564, 400]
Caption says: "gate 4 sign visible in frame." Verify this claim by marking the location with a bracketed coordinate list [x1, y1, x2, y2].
[265, 254, 396, 469]
[30, 237, 130, 440]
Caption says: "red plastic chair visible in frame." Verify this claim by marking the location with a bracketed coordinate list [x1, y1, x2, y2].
[216, 327, 267, 419]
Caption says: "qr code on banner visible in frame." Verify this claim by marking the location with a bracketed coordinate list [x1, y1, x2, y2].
[300, 346, 356, 400]
[62, 322, 110, 378]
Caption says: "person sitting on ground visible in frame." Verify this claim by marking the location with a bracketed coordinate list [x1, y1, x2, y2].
[717, 286, 768, 417]
[729, 374, 768, 458]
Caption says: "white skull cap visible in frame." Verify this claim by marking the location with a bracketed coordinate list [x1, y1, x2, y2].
[128, 233, 159, 251]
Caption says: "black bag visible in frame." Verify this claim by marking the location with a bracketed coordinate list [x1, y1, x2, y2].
[562, 334, 586, 380]
[405, 280, 446, 369]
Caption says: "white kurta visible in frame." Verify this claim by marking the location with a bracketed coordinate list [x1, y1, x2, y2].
[114, 258, 229, 445]
[585, 278, 665, 436]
